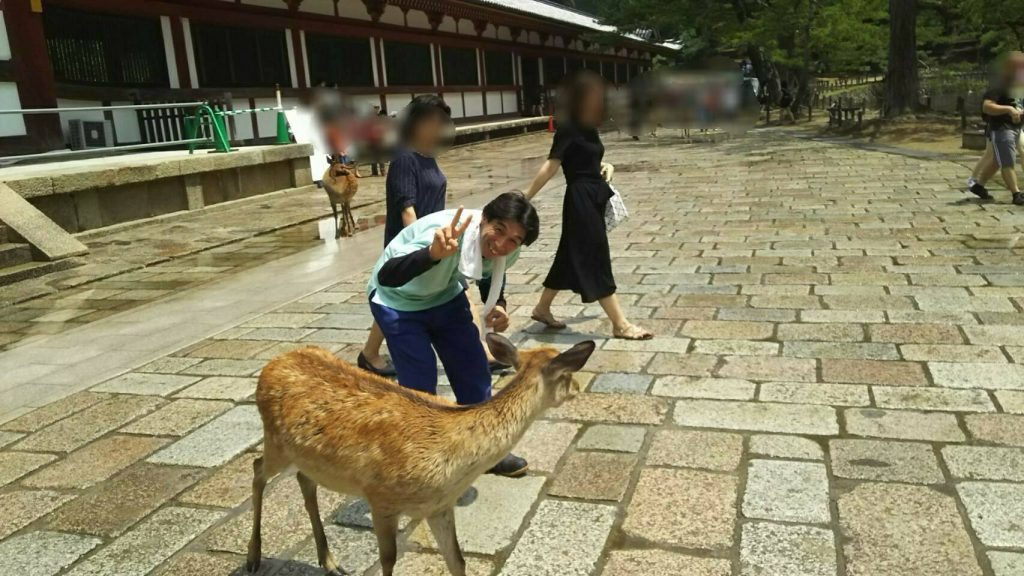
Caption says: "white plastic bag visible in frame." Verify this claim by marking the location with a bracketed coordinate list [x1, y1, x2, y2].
[605, 185, 628, 231]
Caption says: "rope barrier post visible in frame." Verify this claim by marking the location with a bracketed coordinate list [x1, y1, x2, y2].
[275, 84, 290, 145]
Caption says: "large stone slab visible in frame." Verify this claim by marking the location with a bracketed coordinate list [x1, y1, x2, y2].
[749, 434, 823, 460]
[622, 467, 737, 550]
[821, 358, 928, 386]
[178, 452, 258, 508]
[47, 462, 204, 537]
[759, 381, 869, 406]
[838, 483, 982, 576]
[0, 182, 88, 260]
[831, 439, 944, 484]
[0, 451, 56, 487]
[411, 474, 546, 555]
[64, 506, 224, 576]
[91, 373, 200, 396]
[0, 489, 76, 540]
[964, 414, 1024, 446]
[500, 500, 616, 576]
[718, 355, 817, 382]
[147, 405, 262, 467]
[0, 531, 101, 576]
[943, 445, 1024, 481]
[989, 552, 1024, 576]
[548, 393, 669, 425]
[872, 386, 994, 412]
[740, 521, 837, 576]
[120, 399, 232, 436]
[577, 424, 646, 453]
[601, 550, 731, 576]
[13, 396, 163, 453]
[647, 429, 743, 471]
[844, 408, 965, 442]
[514, 420, 580, 473]
[956, 482, 1024, 547]
[674, 399, 838, 435]
[23, 434, 167, 489]
[742, 460, 830, 524]
[651, 376, 756, 400]
[549, 452, 636, 501]
[929, 362, 1024, 390]
[0, 391, 109, 433]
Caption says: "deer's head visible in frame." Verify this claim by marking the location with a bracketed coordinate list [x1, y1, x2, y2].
[486, 333, 595, 407]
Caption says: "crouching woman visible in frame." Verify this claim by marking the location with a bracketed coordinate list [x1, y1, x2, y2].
[367, 191, 540, 476]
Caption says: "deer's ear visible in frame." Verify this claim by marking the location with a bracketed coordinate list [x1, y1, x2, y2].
[486, 333, 520, 368]
[545, 341, 596, 376]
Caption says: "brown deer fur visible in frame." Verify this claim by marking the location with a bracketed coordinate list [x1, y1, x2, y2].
[248, 333, 595, 576]
[322, 162, 358, 238]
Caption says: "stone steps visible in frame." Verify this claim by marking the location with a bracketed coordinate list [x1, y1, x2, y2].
[0, 257, 78, 286]
[0, 242, 32, 268]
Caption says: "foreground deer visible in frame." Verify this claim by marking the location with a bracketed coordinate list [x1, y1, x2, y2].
[322, 161, 358, 238]
[248, 333, 595, 576]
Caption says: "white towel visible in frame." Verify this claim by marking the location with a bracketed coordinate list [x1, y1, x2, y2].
[458, 213, 506, 334]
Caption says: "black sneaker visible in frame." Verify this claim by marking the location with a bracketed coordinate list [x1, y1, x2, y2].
[357, 352, 397, 378]
[1014, 193, 1024, 206]
[969, 183, 992, 199]
[487, 453, 529, 478]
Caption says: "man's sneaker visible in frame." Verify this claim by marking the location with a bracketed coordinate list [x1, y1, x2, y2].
[1013, 192, 1024, 206]
[357, 352, 397, 378]
[487, 453, 528, 477]
[969, 183, 992, 199]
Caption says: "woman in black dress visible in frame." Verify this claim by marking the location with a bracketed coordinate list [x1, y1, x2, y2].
[524, 72, 653, 340]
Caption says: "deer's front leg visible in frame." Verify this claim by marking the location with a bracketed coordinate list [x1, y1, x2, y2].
[426, 507, 466, 576]
[370, 509, 399, 576]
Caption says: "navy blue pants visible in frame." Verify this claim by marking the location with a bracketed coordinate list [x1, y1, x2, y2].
[369, 291, 491, 405]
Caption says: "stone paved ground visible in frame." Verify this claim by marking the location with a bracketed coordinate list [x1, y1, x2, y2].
[0, 136, 544, 350]
[3, 128, 1024, 575]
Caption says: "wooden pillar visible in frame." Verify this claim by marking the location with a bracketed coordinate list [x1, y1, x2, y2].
[5, 0, 63, 151]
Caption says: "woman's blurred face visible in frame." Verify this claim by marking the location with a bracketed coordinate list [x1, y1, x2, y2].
[581, 82, 605, 125]
[412, 112, 445, 152]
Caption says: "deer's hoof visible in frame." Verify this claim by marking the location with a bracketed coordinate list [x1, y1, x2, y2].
[245, 557, 261, 573]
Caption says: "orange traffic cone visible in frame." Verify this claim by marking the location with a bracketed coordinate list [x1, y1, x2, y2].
[547, 115, 555, 132]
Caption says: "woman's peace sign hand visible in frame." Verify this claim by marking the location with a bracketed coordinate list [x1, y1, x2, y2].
[428, 207, 472, 262]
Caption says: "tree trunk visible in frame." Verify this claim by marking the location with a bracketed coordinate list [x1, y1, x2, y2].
[885, 0, 918, 116]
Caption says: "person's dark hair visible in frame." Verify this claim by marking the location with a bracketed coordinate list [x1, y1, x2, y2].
[399, 94, 452, 143]
[483, 191, 540, 246]
[558, 70, 605, 126]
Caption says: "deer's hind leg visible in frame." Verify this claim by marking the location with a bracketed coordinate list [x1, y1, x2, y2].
[342, 202, 356, 237]
[426, 507, 466, 576]
[247, 441, 289, 573]
[296, 472, 345, 575]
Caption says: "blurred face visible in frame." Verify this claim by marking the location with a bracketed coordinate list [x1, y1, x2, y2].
[580, 82, 605, 125]
[481, 218, 526, 259]
[411, 112, 446, 152]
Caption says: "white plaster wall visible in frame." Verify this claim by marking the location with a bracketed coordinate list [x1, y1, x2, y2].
[350, 94, 381, 114]
[457, 19, 475, 36]
[110, 101, 142, 144]
[528, 32, 540, 45]
[439, 16, 458, 34]
[406, 10, 430, 29]
[501, 90, 517, 114]
[337, 0, 371, 20]
[57, 99, 104, 144]
[255, 96, 299, 138]
[380, 5, 403, 26]
[497, 27, 512, 41]
[386, 93, 413, 115]
[0, 83, 25, 137]
[464, 92, 484, 117]
[447, 93, 465, 118]
[0, 13, 12, 60]
[482, 24, 497, 39]
[300, 0, 336, 16]
[231, 98, 255, 141]
[486, 92, 502, 115]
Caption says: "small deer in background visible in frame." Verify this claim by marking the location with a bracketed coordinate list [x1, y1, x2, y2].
[247, 333, 595, 576]
[322, 160, 358, 238]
